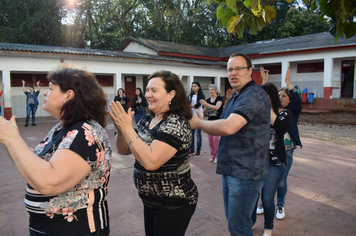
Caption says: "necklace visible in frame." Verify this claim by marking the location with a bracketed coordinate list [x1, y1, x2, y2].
[150, 116, 163, 129]
[210, 96, 217, 103]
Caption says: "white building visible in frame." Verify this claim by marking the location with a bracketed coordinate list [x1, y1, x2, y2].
[0, 32, 355, 119]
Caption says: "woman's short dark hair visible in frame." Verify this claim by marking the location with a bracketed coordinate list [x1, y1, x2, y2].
[147, 70, 192, 120]
[47, 66, 107, 127]
[261, 82, 282, 115]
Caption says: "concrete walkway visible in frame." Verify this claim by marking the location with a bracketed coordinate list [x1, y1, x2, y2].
[1, 117, 356, 235]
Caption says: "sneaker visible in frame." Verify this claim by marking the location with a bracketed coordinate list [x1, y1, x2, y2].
[209, 158, 214, 162]
[32, 123, 36, 126]
[213, 158, 217, 164]
[24, 124, 28, 127]
[189, 150, 195, 156]
[195, 151, 201, 157]
[256, 204, 264, 214]
[276, 206, 285, 220]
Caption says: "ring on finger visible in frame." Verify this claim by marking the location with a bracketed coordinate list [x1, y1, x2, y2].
[115, 113, 119, 117]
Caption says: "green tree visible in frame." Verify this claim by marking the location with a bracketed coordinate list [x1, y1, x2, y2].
[63, 0, 156, 49]
[279, 8, 330, 38]
[0, 0, 65, 45]
[215, 0, 356, 42]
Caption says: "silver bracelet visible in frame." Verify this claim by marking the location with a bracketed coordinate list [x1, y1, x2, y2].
[128, 135, 139, 146]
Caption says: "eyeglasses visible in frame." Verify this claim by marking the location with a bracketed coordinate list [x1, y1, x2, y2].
[227, 67, 250, 73]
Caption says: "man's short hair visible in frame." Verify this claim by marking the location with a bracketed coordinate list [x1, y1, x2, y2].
[229, 53, 252, 68]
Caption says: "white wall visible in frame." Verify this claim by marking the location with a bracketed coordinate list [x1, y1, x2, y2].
[1, 45, 355, 118]
[0, 54, 227, 118]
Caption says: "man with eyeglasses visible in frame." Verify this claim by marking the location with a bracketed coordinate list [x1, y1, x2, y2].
[189, 53, 270, 236]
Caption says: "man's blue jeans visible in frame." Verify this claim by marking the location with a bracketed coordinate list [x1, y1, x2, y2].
[26, 104, 37, 125]
[261, 163, 286, 229]
[190, 129, 202, 152]
[222, 175, 265, 236]
[277, 148, 294, 207]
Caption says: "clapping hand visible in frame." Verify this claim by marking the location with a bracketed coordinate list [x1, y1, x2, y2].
[109, 101, 134, 131]
[0, 116, 20, 145]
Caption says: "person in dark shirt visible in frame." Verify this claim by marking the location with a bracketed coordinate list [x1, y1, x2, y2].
[256, 81, 290, 236]
[188, 81, 205, 157]
[189, 53, 270, 236]
[257, 67, 303, 221]
[110, 70, 198, 236]
[131, 87, 148, 124]
[199, 84, 224, 163]
[114, 88, 130, 113]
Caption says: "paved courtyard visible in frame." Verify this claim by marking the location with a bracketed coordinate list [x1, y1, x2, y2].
[1, 117, 356, 235]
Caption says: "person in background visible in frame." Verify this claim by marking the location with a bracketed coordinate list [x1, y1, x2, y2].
[23, 80, 40, 127]
[189, 53, 270, 236]
[110, 70, 198, 236]
[131, 87, 148, 124]
[188, 81, 205, 157]
[114, 88, 130, 113]
[199, 84, 223, 164]
[105, 93, 110, 103]
[0, 66, 111, 235]
[276, 68, 303, 220]
[255, 79, 290, 236]
[295, 85, 302, 99]
[256, 67, 302, 221]
[0, 83, 4, 116]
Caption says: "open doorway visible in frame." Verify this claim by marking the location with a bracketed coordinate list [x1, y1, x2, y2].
[124, 76, 136, 107]
[341, 60, 354, 98]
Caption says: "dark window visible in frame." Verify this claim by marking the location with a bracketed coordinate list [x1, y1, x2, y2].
[96, 75, 113, 86]
[297, 62, 324, 73]
[264, 65, 281, 74]
[11, 73, 49, 87]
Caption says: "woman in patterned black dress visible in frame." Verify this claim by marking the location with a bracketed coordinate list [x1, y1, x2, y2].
[0, 66, 111, 236]
[110, 70, 198, 236]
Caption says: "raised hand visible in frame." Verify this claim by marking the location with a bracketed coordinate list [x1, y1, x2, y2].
[260, 67, 269, 84]
[285, 67, 293, 89]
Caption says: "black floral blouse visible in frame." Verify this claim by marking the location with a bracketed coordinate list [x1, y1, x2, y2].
[25, 120, 112, 235]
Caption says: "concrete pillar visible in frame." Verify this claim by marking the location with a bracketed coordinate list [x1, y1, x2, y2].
[324, 57, 333, 100]
[1, 69, 12, 119]
[281, 61, 290, 86]
[188, 75, 194, 91]
[214, 77, 221, 94]
[115, 72, 122, 92]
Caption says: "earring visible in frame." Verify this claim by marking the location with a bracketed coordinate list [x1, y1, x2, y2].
[64, 99, 66, 103]
[169, 100, 171, 105]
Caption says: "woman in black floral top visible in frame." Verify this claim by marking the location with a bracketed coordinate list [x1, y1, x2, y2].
[256, 80, 291, 236]
[0, 66, 111, 236]
[110, 70, 198, 236]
